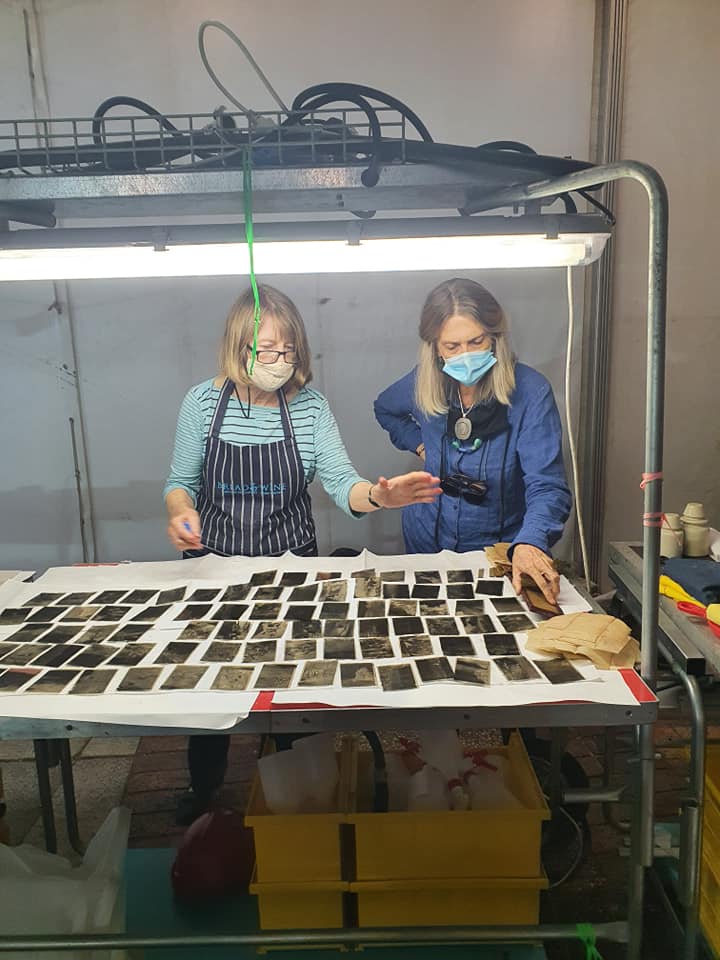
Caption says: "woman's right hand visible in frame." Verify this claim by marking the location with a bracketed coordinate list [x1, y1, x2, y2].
[167, 508, 203, 552]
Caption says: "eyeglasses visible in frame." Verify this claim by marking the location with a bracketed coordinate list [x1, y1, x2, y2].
[440, 473, 488, 505]
[247, 347, 297, 365]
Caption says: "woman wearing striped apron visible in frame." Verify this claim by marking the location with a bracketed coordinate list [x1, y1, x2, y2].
[164, 284, 441, 822]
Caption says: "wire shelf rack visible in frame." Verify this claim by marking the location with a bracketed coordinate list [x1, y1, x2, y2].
[0, 107, 414, 178]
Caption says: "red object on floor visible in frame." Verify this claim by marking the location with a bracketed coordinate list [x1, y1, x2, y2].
[171, 810, 255, 902]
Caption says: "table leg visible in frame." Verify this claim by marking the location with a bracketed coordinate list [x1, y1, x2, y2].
[58, 740, 83, 855]
[33, 739, 57, 854]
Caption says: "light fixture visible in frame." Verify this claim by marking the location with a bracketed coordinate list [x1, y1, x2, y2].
[0, 215, 611, 282]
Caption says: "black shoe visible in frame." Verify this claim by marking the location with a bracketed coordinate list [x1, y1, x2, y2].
[175, 789, 212, 827]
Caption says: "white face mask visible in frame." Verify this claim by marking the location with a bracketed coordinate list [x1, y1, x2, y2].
[247, 357, 295, 392]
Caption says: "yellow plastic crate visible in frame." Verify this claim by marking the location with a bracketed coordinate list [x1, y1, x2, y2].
[701, 862, 720, 957]
[245, 740, 352, 883]
[249, 877, 348, 930]
[704, 813, 720, 877]
[705, 745, 720, 848]
[347, 732, 550, 880]
[351, 875, 548, 927]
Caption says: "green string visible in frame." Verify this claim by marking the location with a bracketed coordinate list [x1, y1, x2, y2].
[576, 923, 605, 959]
[242, 147, 261, 375]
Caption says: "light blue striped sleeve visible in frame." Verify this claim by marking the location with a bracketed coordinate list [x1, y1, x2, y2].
[312, 396, 366, 516]
[163, 386, 207, 502]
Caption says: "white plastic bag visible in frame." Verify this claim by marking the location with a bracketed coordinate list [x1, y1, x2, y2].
[0, 806, 131, 960]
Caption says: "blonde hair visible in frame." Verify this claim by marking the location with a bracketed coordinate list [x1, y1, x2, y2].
[414, 278, 516, 416]
[218, 284, 313, 390]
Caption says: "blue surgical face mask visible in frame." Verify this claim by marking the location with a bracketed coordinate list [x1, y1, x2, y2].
[441, 348, 497, 387]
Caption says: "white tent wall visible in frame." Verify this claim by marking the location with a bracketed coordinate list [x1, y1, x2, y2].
[0, 0, 595, 569]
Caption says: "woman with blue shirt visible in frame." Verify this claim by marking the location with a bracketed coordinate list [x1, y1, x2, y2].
[374, 277, 571, 604]
[165, 283, 440, 821]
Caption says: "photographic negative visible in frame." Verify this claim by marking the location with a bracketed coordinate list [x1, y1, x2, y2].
[0, 668, 37, 691]
[382, 583, 410, 599]
[351, 568, 376, 579]
[254, 663, 296, 689]
[446, 569, 474, 583]
[357, 600, 386, 618]
[411, 584, 440, 599]
[353, 576, 381, 599]
[0, 608, 32, 625]
[213, 666, 255, 691]
[358, 618, 389, 638]
[25, 606, 65, 622]
[216, 621, 251, 640]
[252, 586, 285, 601]
[250, 571, 277, 586]
[24, 592, 64, 606]
[220, 584, 251, 602]
[117, 668, 162, 692]
[6, 624, 52, 642]
[92, 605, 132, 622]
[535, 658, 585, 684]
[123, 589, 158, 605]
[388, 600, 418, 617]
[242, 640, 277, 663]
[70, 669, 117, 695]
[359, 637, 395, 659]
[475, 579, 505, 596]
[61, 605, 102, 622]
[319, 602, 349, 620]
[400, 635, 434, 658]
[324, 637, 356, 660]
[131, 604, 172, 622]
[92, 590, 128, 605]
[418, 600, 449, 617]
[288, 584, 319, 603]
[108, 624, 150, 644]
[522, 588, 563, 619]
[284, 639, 317, 661]
[492, 597, 525, 613]
[202, 641, 242, 663]
[247, 603, 282, 620]
[315, 571, 342, 581]
[187, 588, 221, 603]
[454, 600, 486, 616]
[446, 584, 474, 600]
[319, 580, 348, 601]
[156, 587, 188, 605]
[207, 603, 247, 620]
[279, 572, 307, 587]
[299, 660, 337, 687]
[498, 614, 536, 633]
[58, 592, 95, 606]
[36, 626, 83, 645]
[483, 633, 520, 657]
[153, 642, 198, 665]
[380, 570, 405, 582]
[76, 624, 118, 644]
[68, 645, 113, 669]
[440, 636, 475, 657]
[285, 604, 317, 621]
[291, 619, 323, 639]
[415, 656, 453, 682]
[27, 669, 79, 693]
[162, 665, 208, 690]
[495, 656, 542, 682]
[108, 644, 155, 667]
[425, 617, 459, 636]
[460, 614, 496, 634]
[340, 662, 377, 687]
[378, 663, 417, 691]
[0, 644, 49, 666]
[414, 570, 441, 585]
[175, 603, 214, 620]
[179, 621, 217, 641]
[391, 616, 424, 636]
[251, 621, 287, 640]
[454, 658, 491, 685]
[323, 619, 355, 639]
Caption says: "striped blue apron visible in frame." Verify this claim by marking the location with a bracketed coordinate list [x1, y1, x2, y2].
[191, 378, 317, 557]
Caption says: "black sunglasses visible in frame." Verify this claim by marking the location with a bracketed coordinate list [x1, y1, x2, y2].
[440, 473, 488, 505]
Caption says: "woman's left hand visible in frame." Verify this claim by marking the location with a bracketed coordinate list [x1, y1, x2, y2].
[373, 471, 442, 508]
[511, 543, 560, 604]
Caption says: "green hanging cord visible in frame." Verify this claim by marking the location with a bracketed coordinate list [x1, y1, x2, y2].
[242, 147, 261, 375]
[576, 923, 605, 960]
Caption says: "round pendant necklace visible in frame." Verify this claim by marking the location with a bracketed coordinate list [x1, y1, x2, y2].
[454, 390, 476, 441]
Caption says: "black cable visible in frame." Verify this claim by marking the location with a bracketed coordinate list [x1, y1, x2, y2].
[291, 83, 434, 142]
[578, 188, 616, 225]
[91, 96, 181, 146]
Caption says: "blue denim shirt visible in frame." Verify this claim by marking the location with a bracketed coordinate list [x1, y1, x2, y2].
[374, 363, 572, 555]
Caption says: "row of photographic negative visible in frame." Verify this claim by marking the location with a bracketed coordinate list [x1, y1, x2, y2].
[0, 653, 586, 697]
[0, 629, 539, 673]
[0, 571, 517, 626]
